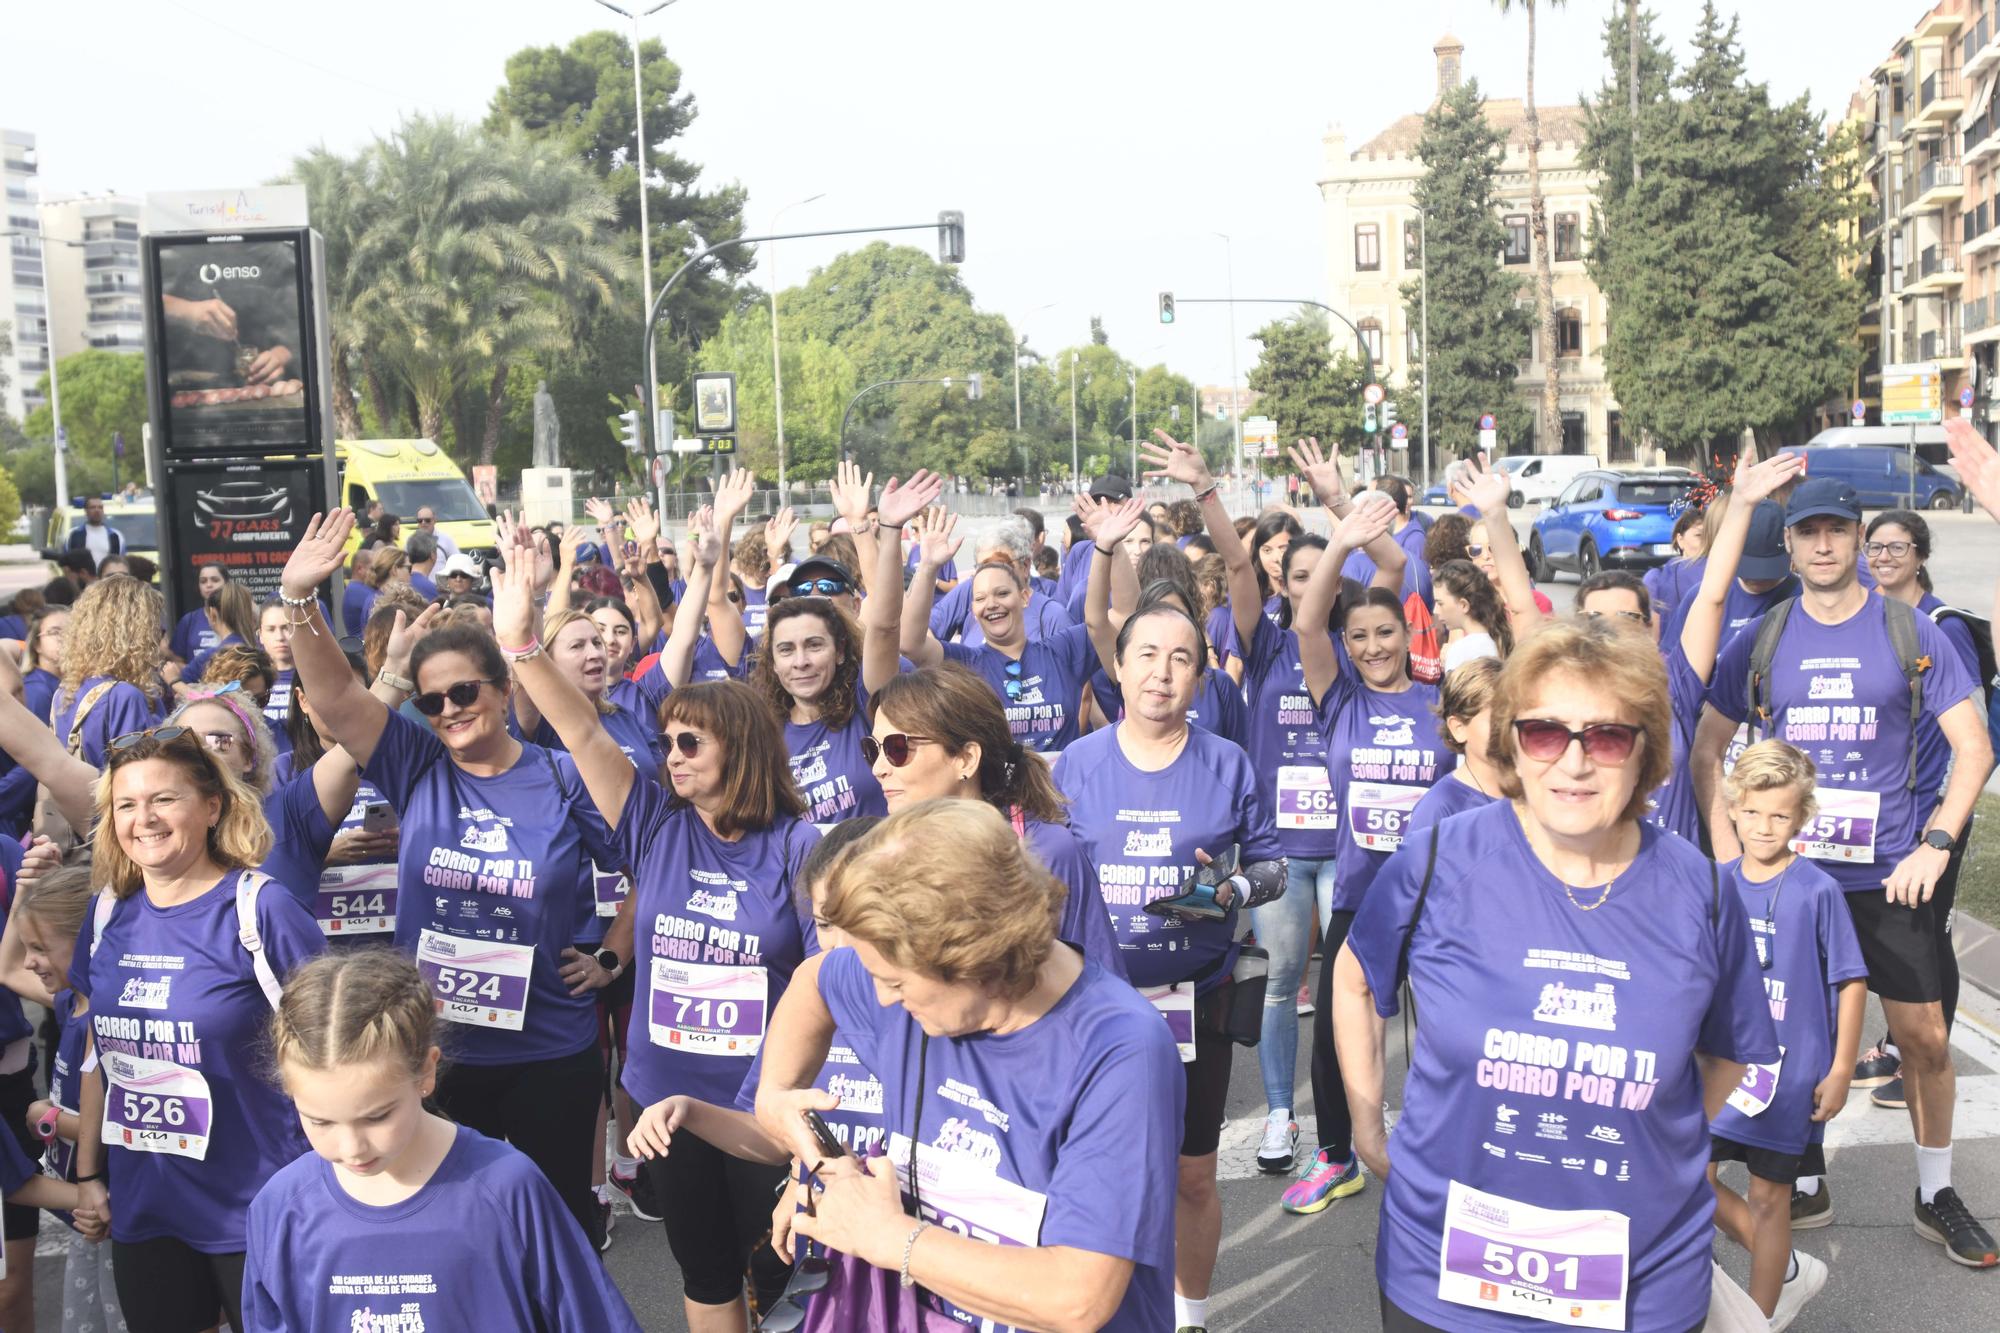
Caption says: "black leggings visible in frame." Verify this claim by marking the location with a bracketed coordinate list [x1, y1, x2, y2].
[114, 1237, 245, 1333]
[1308, 909, 1357, 1160]
[433, 1045, 603, 1236]
[645, 1129, 790, 1308]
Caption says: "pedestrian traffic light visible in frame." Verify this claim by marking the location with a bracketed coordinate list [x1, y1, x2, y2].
[1159, 292, 1176, 324]
[938, 211, 966, 265]
[965, 372, 983, 401]
[1363, 405, 1379, 434]
[618, 409, 643, 453]
[1382, 401, 1398, 431]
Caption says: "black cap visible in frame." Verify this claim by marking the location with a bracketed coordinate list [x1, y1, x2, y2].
[1737, 501, 1790, 581]
[787, 556, 856, 590]
[1784, 476, 1863, 527]
[1089, 474, 1135, 501]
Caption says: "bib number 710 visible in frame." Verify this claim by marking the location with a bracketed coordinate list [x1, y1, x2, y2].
[672, 996, 740, 1031]
[1480, 1242, 1582, 1291]
[432, 967, 502, 1003]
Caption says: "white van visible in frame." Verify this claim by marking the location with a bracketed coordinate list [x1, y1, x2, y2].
[1495, 454, 1602, 508]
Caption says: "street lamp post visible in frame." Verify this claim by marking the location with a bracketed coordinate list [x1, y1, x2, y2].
[1419, 207, 1430, 490]
[1128, 371, 1138, 481]
[1215, 232, 1240, 478]
[1069, 353, 1079, 485]
[767, 192, 826, 496]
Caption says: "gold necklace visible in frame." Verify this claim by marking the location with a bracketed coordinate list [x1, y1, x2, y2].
[1562, 867, 1619, 911]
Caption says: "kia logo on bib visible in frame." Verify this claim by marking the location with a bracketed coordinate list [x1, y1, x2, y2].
[195, 262, 262, 282]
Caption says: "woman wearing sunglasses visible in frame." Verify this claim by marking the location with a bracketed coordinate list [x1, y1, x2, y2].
[490, 518, 818, 1331]
[864, 665, 1123, 972]
[278, 510, 624, 1241]
[753, 801, 1183, 1332]
[879, 475, 1101, 755]
[69, 724, 325, 1333]
[1332, 618, 1777, 1333]
[753, 595, 887, 825]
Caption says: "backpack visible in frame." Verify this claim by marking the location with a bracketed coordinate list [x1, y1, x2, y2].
[90, 871, 283, 1009]
[1746, 597, 1927, 792]
[1403, 591, 1442, 685]
[33, 680, 117, 852]
[1928, 604, 1998, 724]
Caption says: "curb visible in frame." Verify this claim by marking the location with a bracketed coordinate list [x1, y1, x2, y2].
[1959, 911, 2000, 1005]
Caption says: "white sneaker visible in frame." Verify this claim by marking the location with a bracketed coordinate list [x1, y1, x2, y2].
[1256, 1108, 1299, 1174]
[1767, 1250, 1826, 1332]
[1296, 984, 1315, 1016]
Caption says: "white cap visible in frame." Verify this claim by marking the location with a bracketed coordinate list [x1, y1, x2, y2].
[766, 563, 797, 598]
[439, 553, 481, 580]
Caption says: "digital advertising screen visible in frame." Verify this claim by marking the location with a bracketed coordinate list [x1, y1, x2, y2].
[164, 457, 322, 609]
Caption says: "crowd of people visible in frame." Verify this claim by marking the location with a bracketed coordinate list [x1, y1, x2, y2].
[0, 419, 1993, 1333]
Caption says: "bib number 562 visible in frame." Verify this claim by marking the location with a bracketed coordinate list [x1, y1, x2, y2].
[433, 967, 502, 1003]
[1479, 1241, 1581, 1291]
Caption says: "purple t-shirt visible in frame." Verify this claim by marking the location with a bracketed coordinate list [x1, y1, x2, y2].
[263, 668, 296, 759]
[1664, 575, 1797, 647]
[244, 1125, 642, 1333]
[363, 710, 618, 1065]
[183, 634, 246, 688]
[1020, 815, 1128, 978]
[614, 775, 819, 1108]
[170, 608, 219, 663]
[1644, 557, 1702, 626]
[260, 773, 337, 916]
[1242, 615, 1344, 861]
[1915, 593, 1982, 800]
[51, 676, 160, 769]
[930, 579, 1075, 647]
[819, 946, 1182, 1333]
[310, 776, 401, 943]
[42, 990, 88, 1195]
[1406, 771, 1497, 838]
[1341, 528, 1433, 606]
[1706, 597, 1978, 891]
[84, 869, 326, 1252]
[1320, 672, 1445, 914]
[1646, 639, 1708, 844]
[1087, 662, 1249, 748]
[789, 708, 888, 825]
[1709, 856, 1867, 1155]
[1053, 724, 1282, 991]
[942, 626, 1097, 754]
[1205, 606, 1239, 667]
[742, 585, 769, 636]
[1347, 803, 1777, 1333]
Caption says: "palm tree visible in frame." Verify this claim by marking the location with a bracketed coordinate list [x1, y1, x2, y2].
[285, 148, 373, 438]
[1494, 0, 1567, 454]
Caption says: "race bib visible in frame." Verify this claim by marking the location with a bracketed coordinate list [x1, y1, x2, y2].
[886, 1132, 1049, 1247]
[1138, 983, 1196, 1062]
[101, 1050, 213, 1162]
[1275, 765, 1338, 831]
[1792, 788, 1880, 865]
[1437, 1180, 1630, 1329]
[593, 863, 630, 919]
[1349, 782, 1427, 852]
[647, 960, 767, 1056]
[416, 930, 534, 1031]
[1726, 1046, 1786, 1119]
[315, 863, 397, 936]
[1722, 722, 1750, 776]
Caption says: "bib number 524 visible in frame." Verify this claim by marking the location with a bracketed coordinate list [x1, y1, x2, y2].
[432, 967, 502, 1003]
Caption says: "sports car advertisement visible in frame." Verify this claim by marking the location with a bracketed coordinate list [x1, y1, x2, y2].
[169, 459, 319, 607]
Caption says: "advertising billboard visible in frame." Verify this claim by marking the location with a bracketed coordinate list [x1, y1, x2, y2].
[146, 229, 318, 456]
[165, 458, 323, 610]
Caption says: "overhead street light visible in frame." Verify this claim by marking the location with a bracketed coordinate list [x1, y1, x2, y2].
[838, 375, 980, 463]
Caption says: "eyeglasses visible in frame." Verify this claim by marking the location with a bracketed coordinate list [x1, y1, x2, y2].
[411, 679, 500, 716]
[1465, 543, 1489, 558]
[418, 516, 436, 525]
[1581, 609, 1648, 624]
[198, 730, 240, 754]
[789, 578, 850, 598]
[860, 733, 934, 767]
[667, 731, 710, 757]
[1512, 718, 1641, 765]
[1864, 540, 1914, 559]
[1002, 658, 1024, 699]
[108, 725, 193, 753]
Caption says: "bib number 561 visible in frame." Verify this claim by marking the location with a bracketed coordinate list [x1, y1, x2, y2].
[433, 967, 502, 1003]
[1480, 1241, 1581, 1291]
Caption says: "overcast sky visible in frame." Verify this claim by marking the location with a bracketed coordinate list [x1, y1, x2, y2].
[7, 0, 1918, 394]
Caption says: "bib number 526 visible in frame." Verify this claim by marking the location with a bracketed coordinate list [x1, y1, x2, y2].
[117, 1091, 188, 1128]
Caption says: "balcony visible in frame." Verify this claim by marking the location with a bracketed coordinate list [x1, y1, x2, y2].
[1919, 326, 1966, 364]
[1969, 106, 2000, 164]
[1970, 10, 2000, 77]
[1912, 244, 1966, 291]
[1915, 63, 1966, 128]
[1919, 9, 1966, 41]
[1907, 158, 1965, 212]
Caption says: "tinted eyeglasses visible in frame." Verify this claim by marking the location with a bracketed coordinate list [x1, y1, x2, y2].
[1465, 543, 1489, 558]
[756, 1173, 833, 1332]
[667, 731, 710, 757]
[411, 679, 500, 716]
[859, 733, 933, 767]
[1511, 718, 1641, 765]
[789, 578, 851, 598]
[108, 725, 193, 754]
[1580, 608, 1647, 625]
[1002, 658, 1024, 699]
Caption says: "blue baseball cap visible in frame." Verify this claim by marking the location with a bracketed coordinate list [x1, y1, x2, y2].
[1784, 476, 1863, 527]
[1737, 501, 1790, 581]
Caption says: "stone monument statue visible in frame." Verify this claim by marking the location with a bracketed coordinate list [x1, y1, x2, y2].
[532, 380, 560, 468]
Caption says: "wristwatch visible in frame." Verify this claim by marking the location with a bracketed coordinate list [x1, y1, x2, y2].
[1923, 828, 1956, 852]
[34, 1104, 60, 1143]
[594, 948, 623, 976]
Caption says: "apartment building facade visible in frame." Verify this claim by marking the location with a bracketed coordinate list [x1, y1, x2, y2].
[1, 128, 48, 423]
[41, 194, 144, 360]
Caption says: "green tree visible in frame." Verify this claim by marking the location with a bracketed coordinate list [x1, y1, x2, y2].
[21, 350, 148, 488]
[1403, 77, 1534, 458]
[1582, 4, 1865, 455]
[692, 301, 859, 486]
[0, 460, 20, 539]
[1492, 0, 1570, 452]
[1245, 311, 1372, 450]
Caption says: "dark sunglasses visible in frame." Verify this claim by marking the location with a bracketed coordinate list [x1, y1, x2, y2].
[1464, 543, 1489, 558]
[667, 731, 709, 757]
[859, 733, 933, 767]
[1512, 718, 1641, 765]
[789, 578, 850, 598]
[756, 1171, 833, 1333]
[412, 679, 500, 716]
[337, 634, 365, 654]
[108, 724, 193, 753]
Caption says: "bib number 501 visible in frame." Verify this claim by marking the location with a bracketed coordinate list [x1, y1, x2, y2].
[1480, 1242, 1582, 1291]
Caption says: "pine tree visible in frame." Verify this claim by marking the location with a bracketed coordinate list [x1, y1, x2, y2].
[1401, 77, 1533, 460]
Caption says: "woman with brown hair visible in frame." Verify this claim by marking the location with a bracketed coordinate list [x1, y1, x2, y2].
[182, 582, 259, 686]
[752, 595, 886, 824]
[50, 575, 166, 770]
[71, 724, 324, 1333]
[491, 521, 817, 1332]
[341, 544, 409, 636]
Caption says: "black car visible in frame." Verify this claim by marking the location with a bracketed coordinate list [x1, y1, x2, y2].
[192, 480, 293, 531]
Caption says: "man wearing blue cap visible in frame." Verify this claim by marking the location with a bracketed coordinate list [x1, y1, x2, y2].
[1693, 475, 1996, 1268]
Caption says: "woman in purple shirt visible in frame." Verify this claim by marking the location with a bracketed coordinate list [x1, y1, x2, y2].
[752, 597, 888, 824]
[1333, 620, 1777, 1333]
[50, 575, 167, 777]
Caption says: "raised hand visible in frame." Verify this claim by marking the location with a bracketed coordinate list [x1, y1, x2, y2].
[1075, 494, 1144, 548]
[583, 496, 617, 528]
[830, 459, 876, 526]
[877, 469, 945, 529]
[913, 507, 963, 569]
[687, 505, 723, 570]
[382, 602, 441, 666]
[489, 526, 539, 649]
[624, 495, 661, 549]
[713, 468, 756, 531]
[1287, 437, 1347, 507]
[281, 510, 357, 600]
[1449, 453, 1512, 516]
[1334, 491, 1397, 552]
[557, 523, 589, 571]
[1731, 451, 1807, 507]
[1139, 428, 1213, 490]
[765, 507, 798, 563]
[1947, 417, 2000, 516]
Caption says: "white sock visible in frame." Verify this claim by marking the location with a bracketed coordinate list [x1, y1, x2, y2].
[1917, 1144, 1952, 1204]
[1785, 1251, 1799, 1282]
[1268, 1106, 1291, 1123]
[1174, 1294, 1208, 1329]
[1884, 1042, 1900, 1060]
[613, 1154, 639, 1176]
[1794, 1175, 1822, 1196]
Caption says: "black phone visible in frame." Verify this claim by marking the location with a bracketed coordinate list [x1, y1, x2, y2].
[802, 1109, 846, 1160]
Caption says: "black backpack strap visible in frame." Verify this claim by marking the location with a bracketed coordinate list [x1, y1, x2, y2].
[1744, 597, 1796, 743]
[1394, 825, 1442, 995]
[1880, 597, 1929, 793]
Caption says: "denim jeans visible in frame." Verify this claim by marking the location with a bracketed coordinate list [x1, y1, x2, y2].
[1251, 856, 1337, 1114]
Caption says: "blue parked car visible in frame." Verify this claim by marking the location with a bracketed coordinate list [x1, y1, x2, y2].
[1527, 470, 1702, 582]
[1778, 444, 1961, 511]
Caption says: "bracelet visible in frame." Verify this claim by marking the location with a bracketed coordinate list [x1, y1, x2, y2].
[278, 591, 322, 637]
[498, 639, 544, 662]
[376, 668, 415, 693]
[1093, 542, 1114, 557]
[899, 1220, 932, 1289]
[75, 1171, 105, 1184]
[876, 519, 905, 533]
[1193, 483, 1220, 505]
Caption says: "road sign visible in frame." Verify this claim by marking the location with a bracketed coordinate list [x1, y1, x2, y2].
[1363, 383, 1386, 406]
[1479, 427, 1497, 452]
[1390, 422, 1408, 442]
[670, 437, 704, 454]
[1882, 362, 1943, 426]
[1963, 386, 1977, 409]
[1851, 399, 1867, 422]
[650, 456, 668, 486]
[1240, 416, 1279, 450]
[1479, 413, 1496, 431]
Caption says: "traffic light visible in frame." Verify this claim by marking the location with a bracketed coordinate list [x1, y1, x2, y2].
[1158, 292, 1176, 324]
[965, 372, 983, 401]
[938, 211, 965, 265]
[1382, 400, 1398, 431]
[618, 409, 643, 453]
[1363, 405, 1379, 434]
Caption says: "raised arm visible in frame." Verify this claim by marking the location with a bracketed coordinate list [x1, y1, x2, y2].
[1140, 429, 1257, 647]
[897, 508, 960, 667]
[861, 471, 944, 693]
[1679, 454, 1805, 681]
[545, 524, 587, 620]
[764, 506, 797, 572]
[662, 508, 723, 690]
[704, 469, 754, 669]
[1451, 456, 1540, 636]
[278, 511, 391, 769]
[1297, 497, 1397, 705]
[0, 655, 94, 829]
[618, 497, 666, 647]
[828, 460, 880, 581]
[1077, 495, 1146, 682]
[1288, 436, 1354, 524]
[492, 527, 637, 830]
